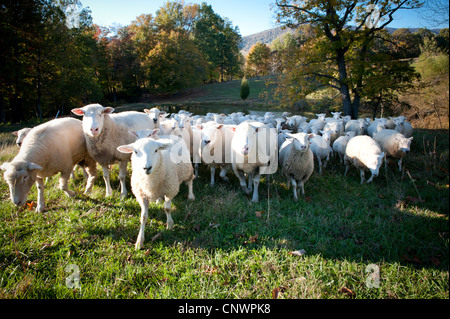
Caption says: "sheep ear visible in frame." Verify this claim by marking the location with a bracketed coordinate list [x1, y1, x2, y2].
[216, 124, 224, 130]
[151, 129, 160, 137]
[128, 130, 138, 138]
[117, 144, 134, 154]
[71, 108, 85, 116]
[307, 133, 314, 139]
[103, 107, 114, 114]
[28, 162, 42, 171]
[409, 137, 413, 141]
[143, 109, 151, 114]
[156, 139, 173, 150]
[12, 131, 19, 136]
[1, 162, 11, 171]
[228, 126, 236, 133]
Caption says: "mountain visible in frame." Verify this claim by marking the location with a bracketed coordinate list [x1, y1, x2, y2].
[240, 26, 443, 56]
[240, 26, 293, 56]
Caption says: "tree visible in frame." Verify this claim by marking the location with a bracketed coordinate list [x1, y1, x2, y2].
[240, 77, 250, 100]
[274, 0, 423, 118]
[193, 3, 242, 82]
[246, 42, 272, 77]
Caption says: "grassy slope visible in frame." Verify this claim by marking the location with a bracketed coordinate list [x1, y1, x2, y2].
[0, 80, 448, 299]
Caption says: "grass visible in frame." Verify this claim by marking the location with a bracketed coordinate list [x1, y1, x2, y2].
[0, 124, 448, 299]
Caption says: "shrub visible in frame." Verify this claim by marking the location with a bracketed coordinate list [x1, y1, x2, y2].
[240, 77, 250, 100]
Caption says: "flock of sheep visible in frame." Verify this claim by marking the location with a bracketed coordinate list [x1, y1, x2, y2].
[1, 104, 414, 249]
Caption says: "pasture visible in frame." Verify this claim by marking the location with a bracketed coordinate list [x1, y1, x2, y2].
[0, 118, 448, 299]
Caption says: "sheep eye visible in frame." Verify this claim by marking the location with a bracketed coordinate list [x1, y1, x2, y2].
[154, 149, 158, 153]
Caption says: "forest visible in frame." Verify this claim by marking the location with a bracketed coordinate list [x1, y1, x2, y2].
[0, 0, 449, 124]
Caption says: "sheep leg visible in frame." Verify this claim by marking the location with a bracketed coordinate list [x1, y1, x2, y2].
[118, 161, 128, 198]
[35, 177, 46, 212]
[299, 181, 305, 196]
[102, 165, 113, 197]
[219, 166, 230, 181]
[233, 166, 251, 194]
[59, 171, 76, 197]
[194, 163, 199, 179]
[135, 197, 149, 250]
[210, 166, 216, 186]
[164, 198, 174, 230]
[186, 178, 195, 201]
[83, 164, 97, 195]
[317, 157, 323, 175]
[247, 172, 254, 193]
[398, 159, 403, 172]
[344, 165, 349, 176]
[360, 169, 365, 184]
[291, 178, 298, 202]
[251, 171, 261, 203]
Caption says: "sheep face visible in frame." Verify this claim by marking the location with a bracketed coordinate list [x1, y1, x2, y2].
[366, 153, 385, 177]
[288, 133, 311, 152]
[71, 104, 114, 137]
[144, 108, 161, 125]
[117, 139, 172, 175]
[1, 161, 42, 207]
[397, 136, 413, 154]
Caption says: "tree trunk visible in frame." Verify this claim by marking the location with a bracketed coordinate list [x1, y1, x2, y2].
[336, 53, 354, 118]
[35, 49, 43, 120]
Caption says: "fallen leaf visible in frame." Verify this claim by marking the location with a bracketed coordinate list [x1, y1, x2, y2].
[378, 194, 385, 199]
[255, 210, 264, 218]
[305, 196, 312, 202]
[209, 222, 220, 228]
[151, 233, 162, 242]
[339, 287, 356, 298]
[244, 234, 258, 245]
[27, 202, 35, 210]
[272, 286, 287, 299]
[289, 249, 306, 257]
[404, 196, 424, 203]
[430, 257, 441, 266]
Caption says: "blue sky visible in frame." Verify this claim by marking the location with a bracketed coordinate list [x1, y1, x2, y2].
[81, 0, 446, 36]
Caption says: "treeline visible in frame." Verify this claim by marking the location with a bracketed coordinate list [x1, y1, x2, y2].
[0, 0, 243, 123]
[245, 25, 449, 116]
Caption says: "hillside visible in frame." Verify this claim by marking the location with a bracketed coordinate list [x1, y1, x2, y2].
[240, 26, 442, 56]
[240, 26, 293, 56]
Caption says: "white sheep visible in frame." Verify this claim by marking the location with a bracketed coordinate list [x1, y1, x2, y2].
[117, 136, 195, 249]
[367, 119, 387, 137]
[231, 121, 277, 202]
[12, 127, 32, 147]
[344, 119, 365, 136]
[278, 132, 314, 201]
[344, 135, 385, 184]
[373, 129, 413, 172]
[71, 103, 154, 198]
[309, 130, 332, 175]
[393, 116, 413, 138]
[1, 118, 97, 212]
[195, 122, 236, 186]
[144, 107, 168, 128]
[332, 131, 356, 163]
[323, 120, 344, 144]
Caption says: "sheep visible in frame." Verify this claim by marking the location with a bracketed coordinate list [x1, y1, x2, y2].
[323, 120, 344, 144]
[367, 120, 386, 137]
[344, 119, 365, 136]
[344, 135, 385, 184]
[195, 122, 236, 186]
[12, 127, 32, 147]
[117, 136, 195, 250]
[230, 121, 278, 202]
[71, 103, 154, 198]
[144, 107, 168, 128]
[1, 118, 97, 212]
[373, 129, 413, 172]
[278, 132, 314, 201]
[332, 131, 356, 163]
[309, 130, 332, 175]
[393, 116, 413, 138]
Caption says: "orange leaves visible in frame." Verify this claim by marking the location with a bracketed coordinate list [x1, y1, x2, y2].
[339, 287, 356, 299]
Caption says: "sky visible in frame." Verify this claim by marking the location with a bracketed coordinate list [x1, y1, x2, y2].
[80, 0, 447, 37]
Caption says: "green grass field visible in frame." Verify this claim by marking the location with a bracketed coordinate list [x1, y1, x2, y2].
[0, 122, 448, 299]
